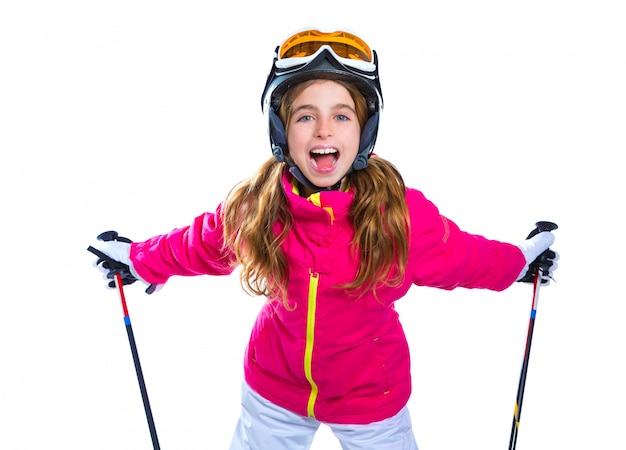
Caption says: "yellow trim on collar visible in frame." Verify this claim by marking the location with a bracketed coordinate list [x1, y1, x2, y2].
[290, 178, 348, 224]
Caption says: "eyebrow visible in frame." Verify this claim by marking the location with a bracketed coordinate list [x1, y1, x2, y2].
[291, 103, 357, 115]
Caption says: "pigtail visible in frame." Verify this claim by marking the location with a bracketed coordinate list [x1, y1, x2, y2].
[342, 156, 410, 298]
[222, 158, 293, 306]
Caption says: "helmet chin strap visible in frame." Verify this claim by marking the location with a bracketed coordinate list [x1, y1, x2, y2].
[288, 163, 343, 193]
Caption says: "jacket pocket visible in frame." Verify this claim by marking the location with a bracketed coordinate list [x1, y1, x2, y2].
[248, 315, 301, 382]
[318, 337, 391, 400]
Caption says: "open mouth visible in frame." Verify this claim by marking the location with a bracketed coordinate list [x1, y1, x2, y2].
[310, 148, 338, 170]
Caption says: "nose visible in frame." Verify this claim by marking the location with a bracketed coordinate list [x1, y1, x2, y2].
[315, 116, 333, 138]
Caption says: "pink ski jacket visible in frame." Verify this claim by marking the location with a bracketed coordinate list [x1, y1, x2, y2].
[130, 171, 526, 425]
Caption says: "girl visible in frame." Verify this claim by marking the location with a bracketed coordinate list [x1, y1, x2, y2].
[92, 28, 558, 450]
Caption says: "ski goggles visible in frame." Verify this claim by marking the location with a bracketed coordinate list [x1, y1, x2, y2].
[275, 29, 376, 73]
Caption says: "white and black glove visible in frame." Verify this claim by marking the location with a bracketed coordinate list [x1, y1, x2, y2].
[88, 231, 160, 294]
[517, 222, 559, 285]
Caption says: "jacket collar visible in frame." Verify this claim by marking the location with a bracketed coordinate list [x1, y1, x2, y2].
[281, 170, 354, 225]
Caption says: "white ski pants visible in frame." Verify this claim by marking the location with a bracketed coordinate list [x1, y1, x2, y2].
[229, 381, 419, 450]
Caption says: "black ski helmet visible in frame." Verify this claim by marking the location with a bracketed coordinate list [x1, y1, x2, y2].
[260, 28, 384, 191]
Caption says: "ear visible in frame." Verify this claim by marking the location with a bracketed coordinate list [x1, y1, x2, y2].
[269, 108, 288, 163]
[353, 112, 379, 171]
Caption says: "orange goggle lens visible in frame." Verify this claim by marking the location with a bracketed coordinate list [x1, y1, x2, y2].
[278, 29, 373, 63]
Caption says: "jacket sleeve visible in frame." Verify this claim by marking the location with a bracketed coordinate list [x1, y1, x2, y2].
[129, 203, 237, 284]
[407, 189, 526, 291]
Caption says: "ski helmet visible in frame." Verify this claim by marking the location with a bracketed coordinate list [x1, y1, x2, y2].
[260, 28, 384, 191]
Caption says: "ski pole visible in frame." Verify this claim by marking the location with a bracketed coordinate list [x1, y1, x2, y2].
[88, 233, 161, 450]
[114, 273, 161, 450]
[508, 221, 558, 450]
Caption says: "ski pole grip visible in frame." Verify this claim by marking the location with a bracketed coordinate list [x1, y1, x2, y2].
[90, 230, 158, 294]
[98, 230, 133, 244]
[526, 221, 558, 239]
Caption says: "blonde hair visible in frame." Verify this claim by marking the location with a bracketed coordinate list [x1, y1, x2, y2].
[222, 80, 409, 307]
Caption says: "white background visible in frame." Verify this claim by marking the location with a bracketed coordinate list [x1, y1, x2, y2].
[1, 1, 624, 449]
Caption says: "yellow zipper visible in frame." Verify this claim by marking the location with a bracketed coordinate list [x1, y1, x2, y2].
[304, 271, 320, 418]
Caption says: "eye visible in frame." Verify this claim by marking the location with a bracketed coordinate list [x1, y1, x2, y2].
[296, 114, 314, 122]
[335, 114, 350, 121]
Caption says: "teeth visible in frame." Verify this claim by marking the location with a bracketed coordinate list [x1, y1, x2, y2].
[311, 148, 338, 155]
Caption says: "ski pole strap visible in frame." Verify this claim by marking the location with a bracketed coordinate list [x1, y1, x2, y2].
[87, 245, 140, 287]
[517, 249, 557, 283]
[88, 229, 159, 294]
[518, 221, 558, 284]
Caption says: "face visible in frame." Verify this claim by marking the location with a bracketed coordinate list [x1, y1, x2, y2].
[286, 80, 361, 190]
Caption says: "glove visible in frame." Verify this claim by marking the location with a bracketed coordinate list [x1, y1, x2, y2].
[91, 240, 135, 285]
[88, 231, 160, 294]
[517, 231, 559, 284]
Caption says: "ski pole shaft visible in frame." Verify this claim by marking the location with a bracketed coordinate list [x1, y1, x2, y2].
[508, 221, 557, 450]
[508, 271, 542, 450]
[114, 273, 161, 450]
